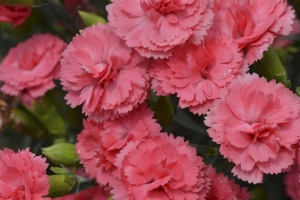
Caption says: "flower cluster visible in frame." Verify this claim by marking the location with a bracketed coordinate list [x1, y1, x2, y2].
[76, 104, 161, 186]
[150, 33, 244, 115]
[0, 0, 299, 198]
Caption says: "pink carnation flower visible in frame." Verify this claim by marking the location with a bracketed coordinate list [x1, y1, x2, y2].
[284, 166, 300, 200]
[150, 33, 244, 115]
[0, 6, 31, 26]
[112, 133, 210, 200]
[0, 148, 50, 199]
[60, 23, 149, 122]
[0, 34, 67, 105]
[206, 165, 251, 200]
[106, 0, 214, 59]
[205, 73, 300, 184]
[212, 0, 295, 64]
[274, 19, 300, 49]
[76, 104, 161, 187]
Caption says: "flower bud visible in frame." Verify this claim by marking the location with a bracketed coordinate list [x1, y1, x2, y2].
[11, 107, 46, 139]
[47, 174, 76, 198]
[255, 44, 287, 85]
[42, 143, 79, 167]
[78, 10, 107, 27]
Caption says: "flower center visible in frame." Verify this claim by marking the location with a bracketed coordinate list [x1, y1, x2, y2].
[229, 6, 256, 48]
[249, 123, 273, 143]
[152, 0, 180, 14]
[19, 50, 43, 70]
[188, 47, 214, 82]
[82, 62, 114, 84]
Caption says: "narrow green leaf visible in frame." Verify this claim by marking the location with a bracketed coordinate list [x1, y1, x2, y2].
[296, 87, 300, 97]
[153, 96, 174, 129]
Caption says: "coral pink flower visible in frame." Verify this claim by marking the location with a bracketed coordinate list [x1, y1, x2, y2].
[60, 23, 149, 122]
[106, 0, 214, 59]
[112, 133, 210, 200]
[212, 0, 295, 64]
[0, 148, 50, 199]
[76, 104, 161, 187]
[205, 73, 300, 184]
[206, 165, 251, 200]
[274, 19, 300, 49]
[284, 166, 300, 200]
[150, 33, 244, 115]
[0, 6, 31, 26]
[0, 34, 67, 105]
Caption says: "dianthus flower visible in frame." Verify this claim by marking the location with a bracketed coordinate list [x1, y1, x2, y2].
[106, 0, 214, 59]
[206, 165, 251, 200]
[0, 34, 67, 106]
[0, 6, 31, 26]
[274, 19, 300, 49]
[60, 23, 149, 122]
[150, 33, 244, 115]
[284, 166, 300, 200]
[76, 104, 161, 187]
[205, 73, 300, 184]
[112, 133, 210, 200]
[212, 0, 295, 64]
[0, 148, 50, 199]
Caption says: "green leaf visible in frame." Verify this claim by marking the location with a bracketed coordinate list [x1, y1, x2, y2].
[78, 10, 107, 27]
[173, 109, 206, 135]
[250, 187, 267, 200]
[153, 96, 174, 129]
[296, 87, 300, 97]
[189, 143, 219, 156]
